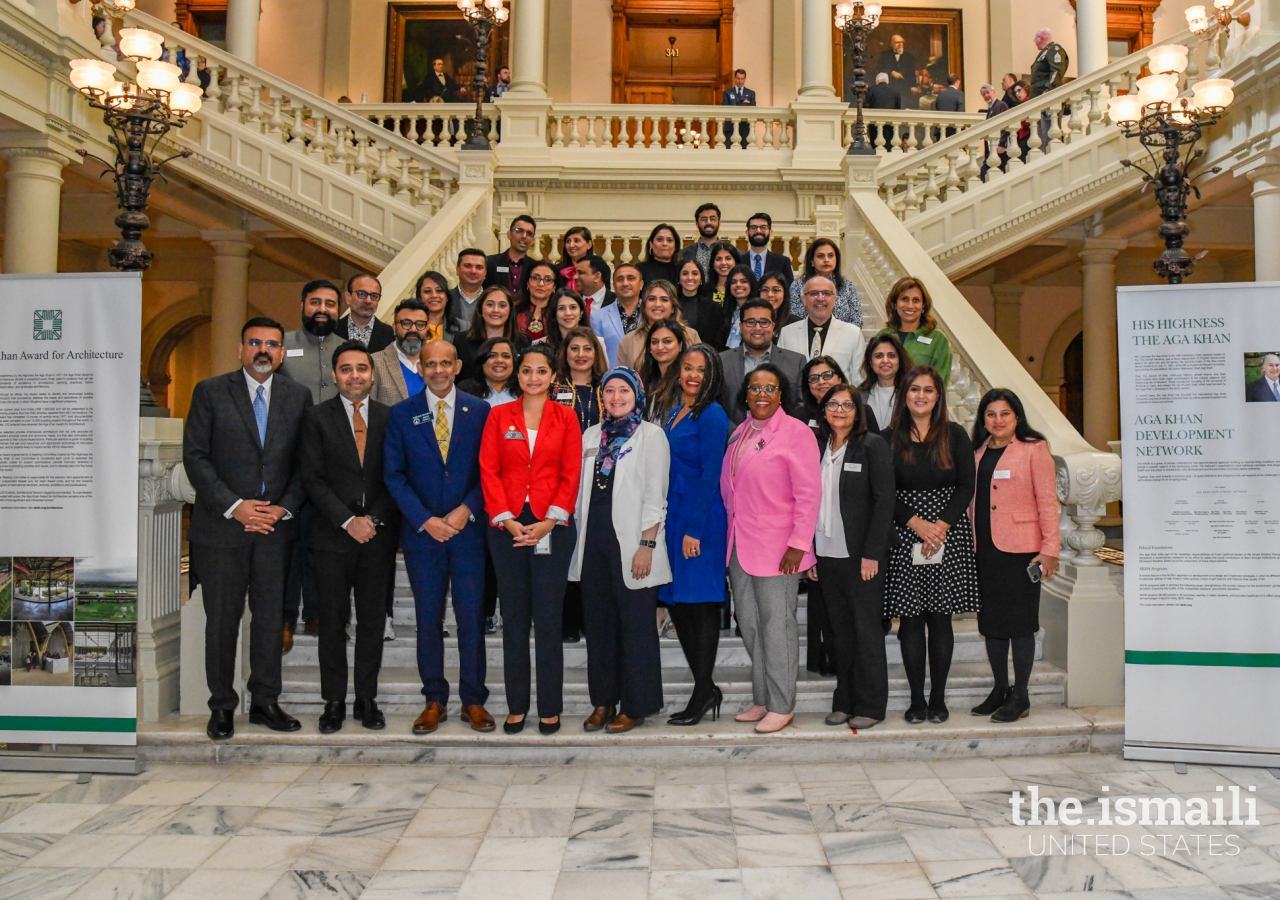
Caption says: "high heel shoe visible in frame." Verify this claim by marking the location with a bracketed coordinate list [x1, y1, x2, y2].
[971, 687, 1009, 717]
[667, 685, 722, 726]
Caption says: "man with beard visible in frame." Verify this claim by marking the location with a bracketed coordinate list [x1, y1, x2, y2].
[337, 274, 394, 352]
[371, 298, 430, 408]
[183, 317, 313, 740]
[679, 203, 722, 275]
[743, 213, 794, 289]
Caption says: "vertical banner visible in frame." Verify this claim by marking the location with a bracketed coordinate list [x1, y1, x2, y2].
[1119, 282, 1280, 762]
[0, 273, 141, 747]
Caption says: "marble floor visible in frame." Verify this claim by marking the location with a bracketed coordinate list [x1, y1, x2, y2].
[2, 752, 1280, 900]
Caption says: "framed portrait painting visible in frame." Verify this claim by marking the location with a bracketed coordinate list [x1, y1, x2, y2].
[833, 7, 963, 110]
[384, 2, 510, 103]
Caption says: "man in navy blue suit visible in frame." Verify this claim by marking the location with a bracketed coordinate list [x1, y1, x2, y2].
[722, 68, 756, 148]
[384, 340, 494, 734]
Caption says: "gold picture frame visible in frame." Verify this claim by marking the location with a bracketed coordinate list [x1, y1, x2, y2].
[384, 1, 509, 104]
[833, 7, 963, 108]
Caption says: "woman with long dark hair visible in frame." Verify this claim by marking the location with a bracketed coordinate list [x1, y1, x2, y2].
[616, 280, 701, 371]
[859, 332, 911, 432]
[788, 238, 863, 326]
[677, 258, 721, 345]
[455, 286, 529, 382]
[969, 389, 1059, 722]
[638, 318, 692, 403]
[800, 355, 848, 432]
[884, 365, 979, 724]
[720, 264, 759, 351]
[879, 277, 952, 385]
[706, 242, 741, 306]
[811, 384, 895, 728]
[557, 226, 594, 291]
[458, 337, 519, 406]
[415, 270, 459, 343]
[516, 260, 560, 342]
[757, 271, 793, 340]
[660, 345, 730, 725]
[638, 223, 683, 288]
[543, 288, 591, 352]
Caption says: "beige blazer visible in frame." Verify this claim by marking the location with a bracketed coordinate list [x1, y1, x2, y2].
[371, 343, 411, 408]
[615, 323, 701, 371]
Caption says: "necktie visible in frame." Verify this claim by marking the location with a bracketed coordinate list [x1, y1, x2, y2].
[435, 399, 450, 462]
[1272, 381, 1280, 401]
[351, 400, 367, 465]
[753, 254, 763, 279]
[253, 384, 267, 494]
[810, 325, 824, 359]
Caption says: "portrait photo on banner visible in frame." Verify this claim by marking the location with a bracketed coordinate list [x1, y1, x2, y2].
[384, 1, 510, 104]
[837, 7, 963, 110]
[1243, 350, 1280, 402]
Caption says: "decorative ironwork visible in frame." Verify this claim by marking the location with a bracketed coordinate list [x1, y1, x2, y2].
[833, 1, 881, 156]
[457, 0, 508, 151]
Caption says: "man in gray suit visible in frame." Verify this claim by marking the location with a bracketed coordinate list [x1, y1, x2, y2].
[183, 317, 314, 741]
[719, 298, 805, 425]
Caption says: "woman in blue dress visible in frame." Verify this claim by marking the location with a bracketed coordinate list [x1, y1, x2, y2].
[658, 342, 731, 726]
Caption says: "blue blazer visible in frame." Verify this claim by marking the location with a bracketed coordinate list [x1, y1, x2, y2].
[590, 301, 627, 368]
[384, 388, 490, 543]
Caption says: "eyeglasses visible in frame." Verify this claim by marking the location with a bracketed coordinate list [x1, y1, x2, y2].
[807, 370, 837, 384]
[804, 290, 836, 300]
[746, 225, 770, 232]
[510, 227, 535, 237]
[397, 319, 430, 331]
[528, 275, 556, 284]
[825, 400, 856, 413]
[759, 284, 785, 294]
[741, 318, 773, 328]
[245, 339, 282, 350]
[746, 384, 780, 395]
[352, 289, 381, 302]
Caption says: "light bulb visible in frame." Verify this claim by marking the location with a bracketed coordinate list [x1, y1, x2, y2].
[1214, 0, 1233, 9]
[458, 0, 475, 8]
[1186, 5, 1206, 22]
[117, 27, 164, 62]
[69, 58, 116, 95]
[1107, 93, 1144, 126]
[136, 59, 182, 96]
[1147, 43, 1189, 75]
[495, 8, 508, 22]
[171, 81, 203, 116]
[864, 2, 881, 20]
[1136, 73, 1179, 108]
[1191, 77, 1234, 110]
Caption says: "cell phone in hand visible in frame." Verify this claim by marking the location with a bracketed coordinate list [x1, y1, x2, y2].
[1027, 562, 1043, 583]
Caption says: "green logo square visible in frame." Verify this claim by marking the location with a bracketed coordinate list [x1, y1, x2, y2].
[33, 310, 62, 341]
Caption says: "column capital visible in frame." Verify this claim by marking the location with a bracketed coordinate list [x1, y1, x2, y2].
[988, 282, 1026, 304]
[200, 229, 254, 255]
[1241, 157, 1280, 197]
[1079, 238, 1127, 264]
[0, 147, 72, 167]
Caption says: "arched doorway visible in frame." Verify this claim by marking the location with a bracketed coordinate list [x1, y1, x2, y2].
[141, 295, 212, 410]
[1062, 333, 1083, 434]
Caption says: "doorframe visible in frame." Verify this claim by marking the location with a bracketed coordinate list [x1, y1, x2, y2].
[611, 0, 734, 104]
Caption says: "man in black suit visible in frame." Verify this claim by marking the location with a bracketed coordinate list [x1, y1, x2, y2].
[300, 341, 401, 733]
[875, 34, 916, 104]
[722, 68, 756, 148]
[574, 254, 613, 317]
[743, 213, 795, 289]
[933, 73, 964, 140]
[484, 215, 536, 297]
[865, 72, 903, 149]
[1247, 354, 1280, 401]
[407, 58, 465, 103]
[183, 317, 314, 741]
[337, 273, 394, 353]
[719, 298, 805, 425]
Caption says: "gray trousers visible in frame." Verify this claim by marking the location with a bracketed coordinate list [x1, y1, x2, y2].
[729, 547, 800, 714]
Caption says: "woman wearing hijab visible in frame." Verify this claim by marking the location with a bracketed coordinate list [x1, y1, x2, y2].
[568, 367, 672, 733]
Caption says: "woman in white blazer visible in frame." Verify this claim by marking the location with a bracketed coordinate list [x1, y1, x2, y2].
[777, 275, 867, 379]
[568, 366, 671, 733]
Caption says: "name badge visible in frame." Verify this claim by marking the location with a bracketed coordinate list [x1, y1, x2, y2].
[993, 470, 1011, 480]
[286, 348, 305, 357]
[496, 266, 510, 273]
[844, 462, 862, 473]
[556, 391, 573, 401]
[915, 335, 933, 345]
[807, 419, 817, 428]
[504, 426, 526, 441]
[411, 412, 432, 427]
[585, 447, 599, 458]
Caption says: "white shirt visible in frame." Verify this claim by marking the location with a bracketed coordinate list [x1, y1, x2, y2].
[867, 384, 896, 430]
[226, 370, 289, 519]
[586, 285, 607, 311]
[424, 386, 457, 434]
[815, 441, 850, 558]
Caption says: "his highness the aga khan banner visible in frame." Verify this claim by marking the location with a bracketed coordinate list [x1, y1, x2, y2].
[0, 273, 141, 746]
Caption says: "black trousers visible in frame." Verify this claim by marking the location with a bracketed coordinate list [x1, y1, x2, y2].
[312, 538, 397, 704]
[817, 556, 889, 720]
[484, 551, 499, 619]
[579, 515, 663, 719]
[283, 502, 318, 624]
[805, 577, 833, 673]
[487, 505, 575, 718]
[563, 582, 584, 637]
[667, 602, 720, 708]
[191, 536, 292, 711]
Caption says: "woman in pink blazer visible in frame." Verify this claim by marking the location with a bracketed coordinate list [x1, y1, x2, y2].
[968, 388, 1060, 723]
[720, 363, 821, 733]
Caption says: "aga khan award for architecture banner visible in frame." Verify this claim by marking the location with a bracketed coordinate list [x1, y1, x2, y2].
[1119, 282, 1280, 764]
[0, 273, 141, 747]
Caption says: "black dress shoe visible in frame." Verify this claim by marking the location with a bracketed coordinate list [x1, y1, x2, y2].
[927, 703, 950, 724]
[538, 717, 561, 735]
[206, 709, 234, 741]
[971, 687, 1010, 717]
[504, 716, 526, 734]
[248, 703, 302, 732]
[353, 699, 386, 730]
[991, 689, 1031, 723]
[318, 701, 345, 734]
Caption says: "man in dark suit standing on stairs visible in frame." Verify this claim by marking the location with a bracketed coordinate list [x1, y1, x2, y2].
[183, 317, 313, 741]
[300, 340, 401, 733]
[384, 339, 495, 735]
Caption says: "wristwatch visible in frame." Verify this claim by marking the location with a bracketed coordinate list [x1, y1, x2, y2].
[638, 539, 657, 549]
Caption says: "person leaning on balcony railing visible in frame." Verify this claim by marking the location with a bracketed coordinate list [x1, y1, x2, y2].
[879, 277, 952, 387]
[788, 239, 863, 327]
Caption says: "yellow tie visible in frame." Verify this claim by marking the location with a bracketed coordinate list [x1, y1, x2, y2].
[435, 398, 450, 462]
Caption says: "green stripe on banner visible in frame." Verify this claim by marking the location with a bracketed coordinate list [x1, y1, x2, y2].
[0, 716, 136, 733]
[1127, 650, 1280, 667]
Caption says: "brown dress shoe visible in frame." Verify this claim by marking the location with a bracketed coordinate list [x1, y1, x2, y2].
[604, 713, 643, 734]
[281, 621, 295, 655]
[304, 618, 319, 636]
[582, 706, 615, 732]
[461, 704, 496, 732]
[413, 701, 446, 734]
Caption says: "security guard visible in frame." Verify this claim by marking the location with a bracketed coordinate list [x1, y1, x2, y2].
[1029, 28, 1069, 97]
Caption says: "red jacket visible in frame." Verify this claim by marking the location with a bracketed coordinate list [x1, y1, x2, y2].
[480, 398, 582, 524]
[969, 437, 1061, 557]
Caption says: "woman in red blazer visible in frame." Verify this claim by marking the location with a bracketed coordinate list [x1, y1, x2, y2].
[967, 388, 1059, 723]
[480, 345, 583, 735]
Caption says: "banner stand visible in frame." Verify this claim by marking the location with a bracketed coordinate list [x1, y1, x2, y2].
[0, 752, 139, 775]
[1124, 745, 1280, 770]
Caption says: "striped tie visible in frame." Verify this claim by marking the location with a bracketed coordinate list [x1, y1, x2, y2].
[435, 399, 450, 462]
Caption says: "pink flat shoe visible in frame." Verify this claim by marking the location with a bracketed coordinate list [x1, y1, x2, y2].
[755, 712, 794, 734]
[735, 705, 768, 723]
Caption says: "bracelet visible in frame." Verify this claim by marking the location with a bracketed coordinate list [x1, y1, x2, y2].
[638, 539, 657, 549]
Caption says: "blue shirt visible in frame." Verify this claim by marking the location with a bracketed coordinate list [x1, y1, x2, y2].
[401, 361, 424, 397]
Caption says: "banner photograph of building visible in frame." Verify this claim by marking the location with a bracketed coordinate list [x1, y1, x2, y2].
[0, 0, 1277, 896]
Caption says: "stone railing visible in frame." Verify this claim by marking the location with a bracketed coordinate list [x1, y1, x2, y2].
[875, 31, 1196, 220]
[547, 105, 795, 151]
[354, 103, 501, 150]
[850, 109, 987, 156]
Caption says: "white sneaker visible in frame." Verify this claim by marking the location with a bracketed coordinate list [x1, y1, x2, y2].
[383, 616, 395, 642]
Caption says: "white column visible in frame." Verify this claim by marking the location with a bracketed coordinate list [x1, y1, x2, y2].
[202, 229, 253, 377]
[799, 0, 834, 97]
[226, 0, 261, 65]
[1079, 239, 1126, 451]
[1247, 164, 1280, 282]
[509, 0, 547, 96]
[1075, 0, 1109, 77]
[1, 148, 69, 274]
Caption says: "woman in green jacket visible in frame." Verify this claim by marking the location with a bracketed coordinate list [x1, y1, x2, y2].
[879, 277, 953, 386]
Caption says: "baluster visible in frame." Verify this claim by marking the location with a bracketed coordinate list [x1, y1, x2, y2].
[222, 74, 243, 117]
[903, 172, 921, 218]
[397, 158, 414, 198]
[549, 116, 563, 148]
[181, 47, 200, 85]
[244, 83, 266, 130]
[713, 118, 726, 150]
[1086, 87, 1103, 135]
[1047, 101, 1064, 150]
[964, 139, 983, 188]
[488, 111, 500, 145]
[1206, 30, 1221, 70]
[204, 63, 222, 103]
[267, 93, 286, 140]
[287, 107, 308, 148]
[440, 176, 453, 203]
[602, 237, 617, 266]
[1006, 122, 1024, 170]
[871, 120, 885, 154]
[747, 118, 761, 150]
[984, 127, 1004, 179]
[919, 124, 934, 150]
[352, 136, 372, 181]
[1183, 39, 1200, 83]
[770, 118, 783, 150]
[943, 150, 961, 197]
[374, 147, 395, 191]
[922, 162, 941, 210]
[1026, 109, 1043, 159]
[1064, 96, 1081, 144]
[571, 116, 584, 148]
[660, 116, 675, 149]
[332, 126, 352, 170]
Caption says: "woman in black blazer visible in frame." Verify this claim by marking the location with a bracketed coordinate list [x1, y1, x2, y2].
[809, 383, 895, 728]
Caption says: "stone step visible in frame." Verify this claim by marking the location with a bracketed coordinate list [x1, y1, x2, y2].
[275, 659, 1066, 716]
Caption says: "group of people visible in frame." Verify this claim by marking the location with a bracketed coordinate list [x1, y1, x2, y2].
[182, 205, 1060, 742]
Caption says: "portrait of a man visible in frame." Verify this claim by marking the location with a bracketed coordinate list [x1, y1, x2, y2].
[1245, 352, 1280, 402]
[841, 8, 962, 112]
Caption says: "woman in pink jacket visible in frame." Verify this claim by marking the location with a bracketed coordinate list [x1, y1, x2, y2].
[720, 364, 821, 733]
[968, 389, 1060, 723]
